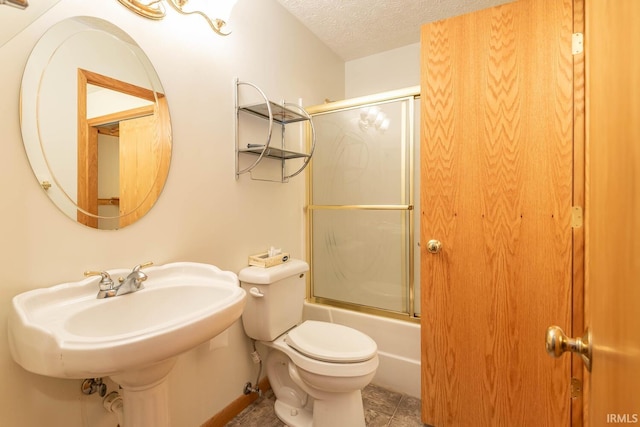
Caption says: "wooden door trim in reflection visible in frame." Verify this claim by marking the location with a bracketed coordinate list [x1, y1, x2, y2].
[77, 68, 158, 227]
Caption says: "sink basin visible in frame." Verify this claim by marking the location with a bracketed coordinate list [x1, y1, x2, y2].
[8, 262, 247, 379]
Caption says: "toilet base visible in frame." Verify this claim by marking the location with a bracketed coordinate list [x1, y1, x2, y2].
[312, 390, 366, 427]
[274, 390, 366, 427]
[274, 399, 313, 427]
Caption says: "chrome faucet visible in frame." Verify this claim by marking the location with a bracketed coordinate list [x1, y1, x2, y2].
[116, 262, 153, 296]
[85, 262, 153, 299]
[85, 271, 117, 299]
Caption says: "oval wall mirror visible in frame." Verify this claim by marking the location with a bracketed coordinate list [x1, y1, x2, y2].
[21, 16, 172, 230]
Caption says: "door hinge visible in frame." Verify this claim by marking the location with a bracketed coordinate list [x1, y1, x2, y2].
[571, 377, 583, 398]
[572, 33, 584, 55]
[571, 206, 583, 228]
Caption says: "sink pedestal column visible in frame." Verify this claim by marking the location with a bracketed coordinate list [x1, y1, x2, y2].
[110, 358, 177, 427]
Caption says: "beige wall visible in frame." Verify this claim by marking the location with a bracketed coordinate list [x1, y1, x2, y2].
[345, 43, 420, 98]
[0, 0, 343, 425]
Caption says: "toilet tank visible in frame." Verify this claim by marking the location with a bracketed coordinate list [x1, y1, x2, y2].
[238, 259, 309, 341]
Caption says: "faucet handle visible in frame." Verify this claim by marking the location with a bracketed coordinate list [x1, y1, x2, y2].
[133, 261, 154, 272]
[117, 262, 154, 286]
[129, 262, 153, 282]
[84, 271, 114, 291]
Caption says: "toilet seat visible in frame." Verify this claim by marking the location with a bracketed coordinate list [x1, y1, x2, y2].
[264, 323, 379, 378]
[285, 320, 377, 363]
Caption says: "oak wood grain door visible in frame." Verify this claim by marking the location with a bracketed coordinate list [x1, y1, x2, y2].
[419, 0, 578, 425]
[118, 96, 171, 229]
[118, 114, 158, 228]
[586, 0, 640, 424]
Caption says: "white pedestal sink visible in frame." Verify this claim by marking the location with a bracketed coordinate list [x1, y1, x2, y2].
[7, 262, 247, 427]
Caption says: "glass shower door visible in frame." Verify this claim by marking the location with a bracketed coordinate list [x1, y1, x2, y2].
[308, 94, 418, 318]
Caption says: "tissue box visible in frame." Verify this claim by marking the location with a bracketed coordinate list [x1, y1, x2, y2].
[248, 252, 290, 268]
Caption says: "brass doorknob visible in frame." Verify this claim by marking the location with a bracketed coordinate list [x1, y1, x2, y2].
[426, 239, 442, 254]
[545, 325, 592, 371]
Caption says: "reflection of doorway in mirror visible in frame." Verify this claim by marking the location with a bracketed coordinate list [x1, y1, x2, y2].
[97, 132, 120, 230]
[77, 68, 169, 229]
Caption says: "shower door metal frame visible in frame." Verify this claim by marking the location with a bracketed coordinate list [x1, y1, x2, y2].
[305, 86, 420, 323]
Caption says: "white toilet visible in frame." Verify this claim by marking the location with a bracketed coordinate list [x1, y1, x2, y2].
[239, 259, 379, 427]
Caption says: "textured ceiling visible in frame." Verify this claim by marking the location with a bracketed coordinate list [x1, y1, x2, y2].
[1, 1, 514, 59]
[276, 0, 515, 60]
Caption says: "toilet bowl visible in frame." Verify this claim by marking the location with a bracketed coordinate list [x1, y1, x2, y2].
[239, 260, 379, 427]
[266, 321, 378, 426]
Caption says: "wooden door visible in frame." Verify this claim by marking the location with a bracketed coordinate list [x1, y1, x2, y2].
[419, 0, 578, 425]
[118, 96, 170, 229]
[586, 0, 640, 424]
[118, 114, 158, 228]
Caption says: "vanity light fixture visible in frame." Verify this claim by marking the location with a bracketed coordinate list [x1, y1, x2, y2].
[0, 0, 28, 9]
[116, 0, 237, 35]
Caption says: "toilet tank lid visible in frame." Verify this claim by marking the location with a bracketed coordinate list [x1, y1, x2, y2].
[238, 258, 309, 284]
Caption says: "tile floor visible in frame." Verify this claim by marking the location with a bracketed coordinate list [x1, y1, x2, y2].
[226, 383, 428, 427]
